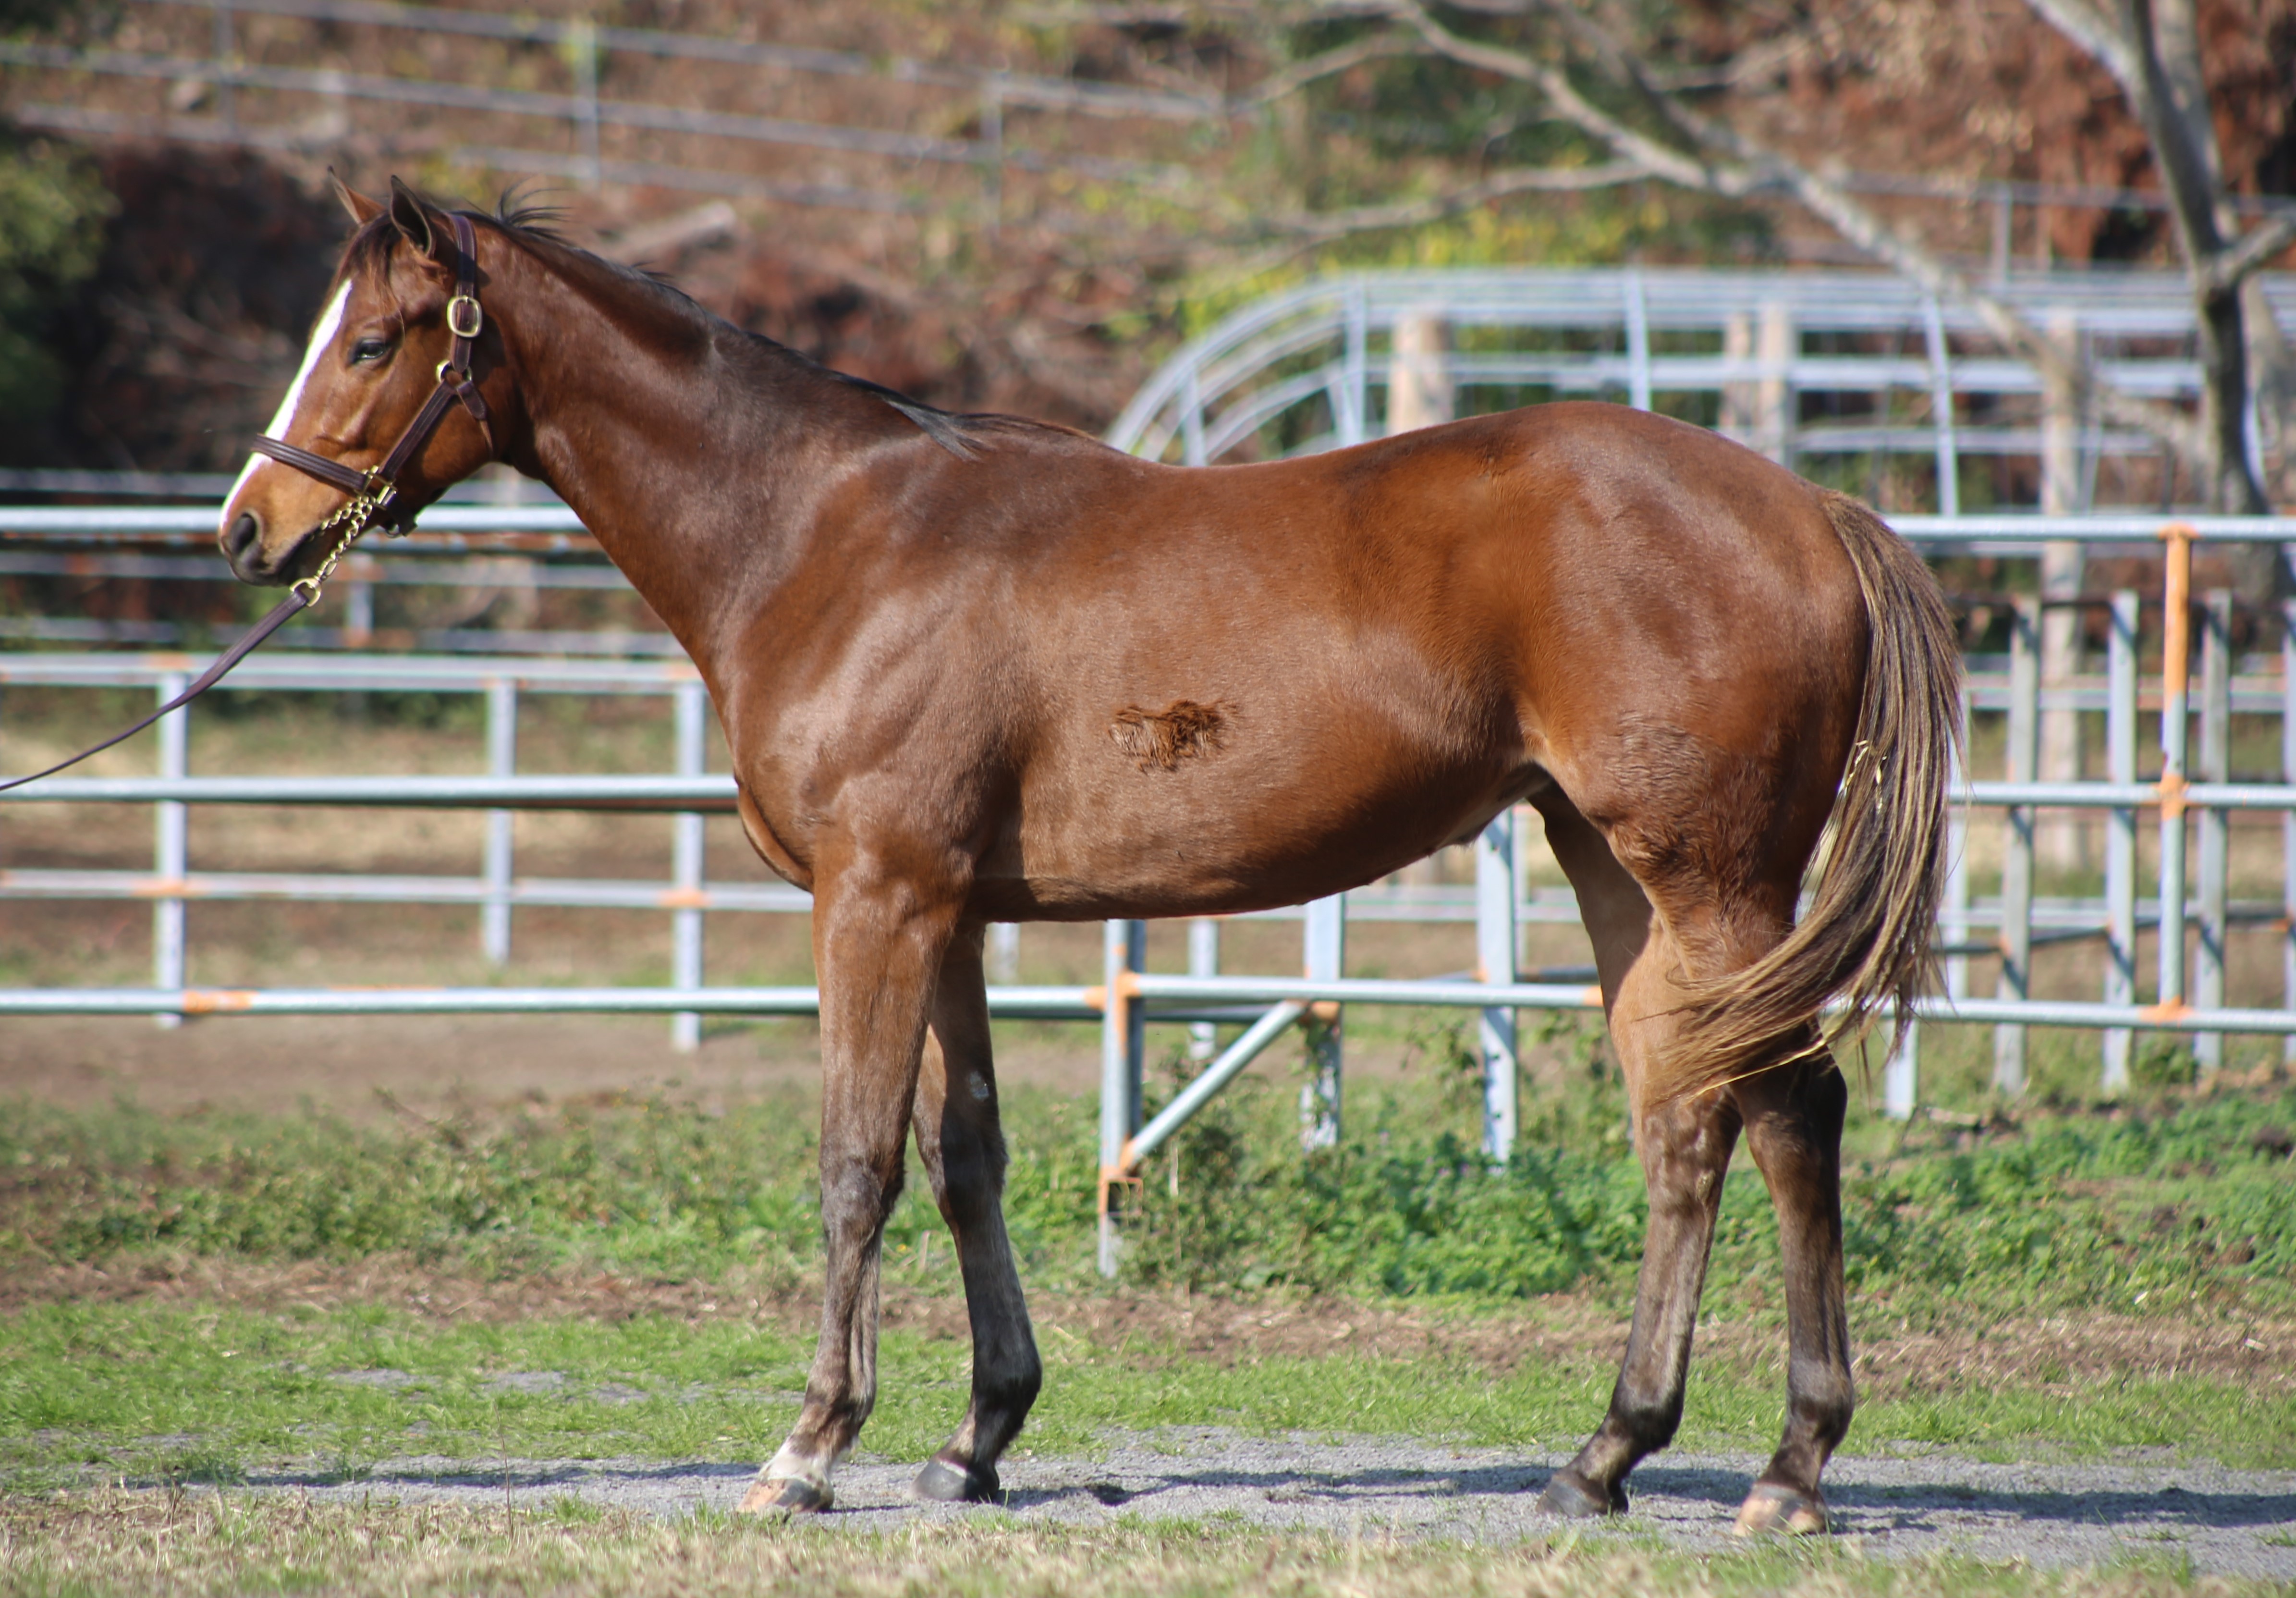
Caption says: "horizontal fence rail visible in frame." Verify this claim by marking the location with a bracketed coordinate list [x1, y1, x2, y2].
[14, 0, 2296, 242]
[5, 982, 2289, 1032]
[5, 544, 2295, 1286]
[9, 297, 2296, 1278]
[9, 512, 2296, 1070]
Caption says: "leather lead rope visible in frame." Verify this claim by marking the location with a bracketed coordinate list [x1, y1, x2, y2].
[0, 590, 315, 794]
[0, 211, 493, 795]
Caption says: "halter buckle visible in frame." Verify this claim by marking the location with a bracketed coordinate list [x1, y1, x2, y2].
[447, 294, 483, 340]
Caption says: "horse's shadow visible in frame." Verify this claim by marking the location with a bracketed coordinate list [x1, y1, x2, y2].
[1004, 1461, 2296, 1532]
[236, 1455, 2296, 1534]
[246, 1460, 757, 1491]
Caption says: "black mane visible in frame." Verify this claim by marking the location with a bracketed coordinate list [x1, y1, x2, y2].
[344, 184, 1038, 464]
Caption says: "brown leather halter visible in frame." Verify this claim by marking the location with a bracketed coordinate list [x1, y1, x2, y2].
[0, 212, 494, 794]
[249, 209, 495, 582]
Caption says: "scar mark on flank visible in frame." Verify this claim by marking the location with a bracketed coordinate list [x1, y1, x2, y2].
[1111, 700, 1229, 772]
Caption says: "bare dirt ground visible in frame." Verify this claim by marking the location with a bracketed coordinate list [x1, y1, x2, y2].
[197, 1443, 2296, 1577]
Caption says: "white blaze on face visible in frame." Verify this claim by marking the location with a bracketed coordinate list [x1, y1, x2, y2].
[219, 280, 354, 538]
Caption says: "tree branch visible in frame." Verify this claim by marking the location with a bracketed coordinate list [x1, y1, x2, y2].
[1380, 0, 2210, 464]
[2204, 213, 2296, 295]
[2020, 0, 2140, 92]
[1389, 1, 1745, 194]
[1237, 32, 1420, 109]
[1263, 160, 1649, 238]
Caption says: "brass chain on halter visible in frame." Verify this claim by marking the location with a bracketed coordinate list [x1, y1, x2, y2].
[289, 472, 394, 604]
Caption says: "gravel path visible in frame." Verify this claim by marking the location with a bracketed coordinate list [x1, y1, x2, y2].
[243, 1434, 2296, 1578]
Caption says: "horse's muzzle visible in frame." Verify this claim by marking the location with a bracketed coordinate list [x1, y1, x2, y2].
[221, 510, 288, 586]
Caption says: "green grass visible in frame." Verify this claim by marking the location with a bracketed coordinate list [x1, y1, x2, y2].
[5, 1018, 2291, 1319]
[3, 1042, 2292, 1487]
[2, 1498, 2275, 1598]
[3, 1290, 2290, 1491]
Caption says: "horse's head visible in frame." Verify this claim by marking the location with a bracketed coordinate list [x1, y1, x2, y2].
[219, 176, 510, 587]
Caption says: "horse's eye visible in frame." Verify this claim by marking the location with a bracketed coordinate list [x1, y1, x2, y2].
[350, 337, 393, 365]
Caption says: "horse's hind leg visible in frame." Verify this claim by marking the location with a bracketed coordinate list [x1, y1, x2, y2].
[1530, 792, 1746, 1519]
[909, 922, 1041, 1502]
[1729, 1055, 1853, 1535]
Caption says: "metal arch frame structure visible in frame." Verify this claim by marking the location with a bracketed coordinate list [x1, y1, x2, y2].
[1105, 266, 2296, 494]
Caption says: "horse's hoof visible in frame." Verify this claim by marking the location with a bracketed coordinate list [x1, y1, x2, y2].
[739, 1474, 833, 1515]
[1536, 1471, 1626, 1518]
[915, 1455, 1001, 1503]
[1733, 1481, 1828, 1536]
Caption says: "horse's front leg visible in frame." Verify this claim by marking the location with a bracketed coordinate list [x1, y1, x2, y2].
[910, 922, 1041, 1502]
[739, 850, 962, 1515]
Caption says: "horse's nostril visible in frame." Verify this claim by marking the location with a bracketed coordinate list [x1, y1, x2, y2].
[224, 512, 262, 565]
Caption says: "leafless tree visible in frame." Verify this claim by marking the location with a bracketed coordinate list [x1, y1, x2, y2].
[1151, 0, 2295, 519]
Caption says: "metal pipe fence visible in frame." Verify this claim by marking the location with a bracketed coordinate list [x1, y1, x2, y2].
[9, 528, 2296, 1028]
[10, 513, 2296, 1278]
[13, 0, 2294, 246]
[13, 484, 2296, 1282]
[5, 229, 2294, 1278]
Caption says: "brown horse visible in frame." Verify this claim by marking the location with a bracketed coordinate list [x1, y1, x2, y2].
[220, 179, 1959, 1534]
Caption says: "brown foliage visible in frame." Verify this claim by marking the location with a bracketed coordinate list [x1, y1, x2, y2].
[1718, 0, 2296, 267]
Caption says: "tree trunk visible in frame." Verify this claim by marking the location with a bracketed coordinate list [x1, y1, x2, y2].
[2120, 0, 2270, 524]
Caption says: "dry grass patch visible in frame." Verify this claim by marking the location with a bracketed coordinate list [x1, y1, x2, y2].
[0, 1492, 2272, 1598]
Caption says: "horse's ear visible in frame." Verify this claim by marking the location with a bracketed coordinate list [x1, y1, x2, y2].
[330, 170, 383, 227]
[387, 176, 452, 270]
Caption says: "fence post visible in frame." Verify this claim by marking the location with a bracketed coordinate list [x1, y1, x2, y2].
[2195, 590, 2232, 1070]
[1476, 809, 1517, 1161]
[1755, 301, 1795, 467]
[1921, 295, 1960, 515]
[482, 678, 516, 964]
[2102, 590, 2139, 1093]
[1388, 309, 1453, 436]
[1339, 283, 1368, 448]
[1884, 1022, 1918, 1120]
[1177, 362, 1209, 469]
[1944, 687, 1972, 1004]
[1187, 916, 1220, 1062]
[212, 0, 236, 134]
[1994, 596, 2039, 1094]
[1721, 311, 1754, 444]
[1097, 917, 1146, 1278]
[670, 679, 707, 1053]
[1300, 894, 1344, 1150]
[1623, 267, 1652, 412]
[989, 922, 1020, 987]
[154, 671, 188, 1028]
[344, 563, 375, 650]
[2039, 311, 2086, 873]
[2158, 524, 2193, 1027]
[571, 19, 602, 190]
[2284, 598, 2296, 1064]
